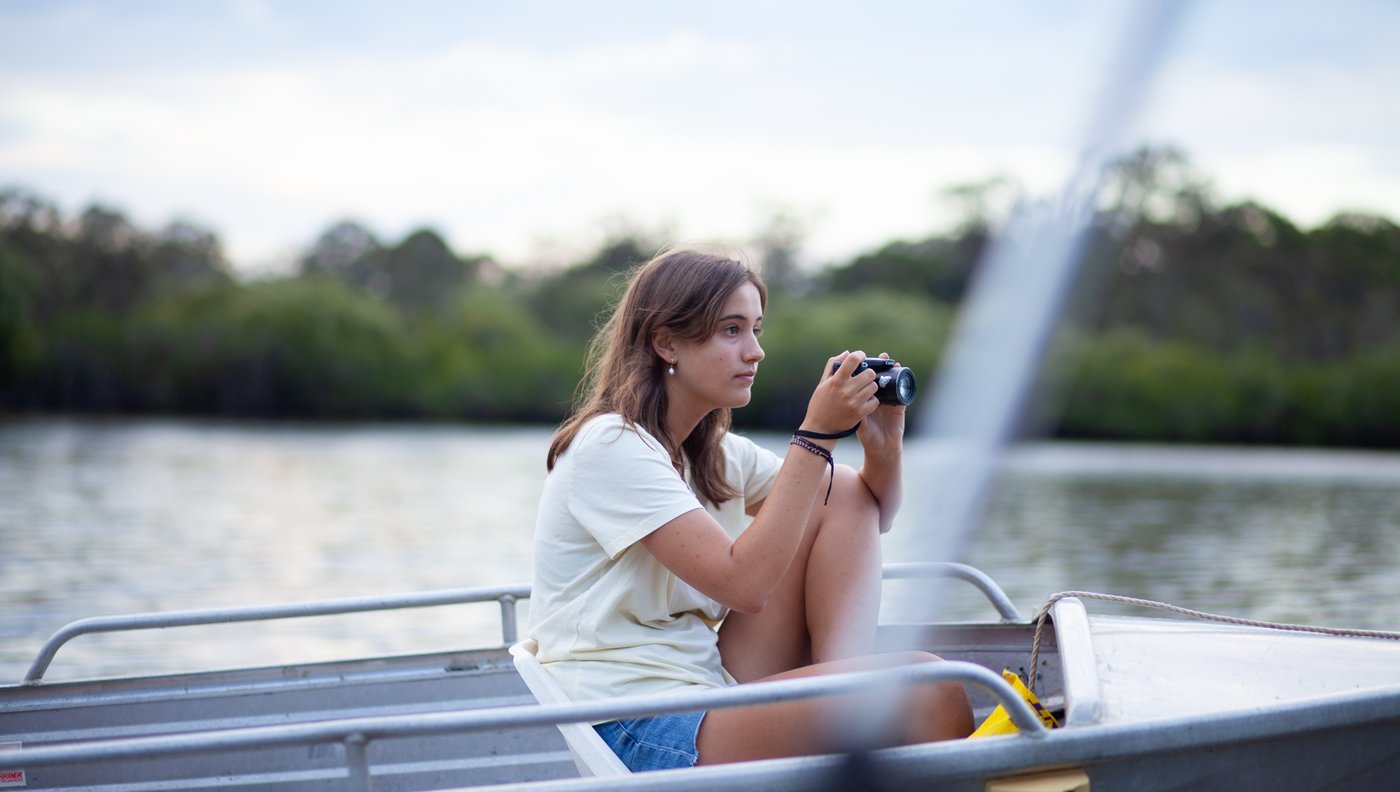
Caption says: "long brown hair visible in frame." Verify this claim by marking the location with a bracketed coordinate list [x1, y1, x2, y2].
[547, 246, 767, 506]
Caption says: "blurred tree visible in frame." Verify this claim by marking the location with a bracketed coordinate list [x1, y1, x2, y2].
[0, 239, 40, 391]
[417, 284, 583, 420]
[1055, 329, 1238, 442]
[298, 220, 389, 295]
[29, 202, 157, 317]
[750, 211, 808, 295]
[143, 278, 413, 417]
[526, 235, 654, 339]
[1310, 213, 1400, 355]
[1081, 145, 1400, 365]
[0, 188, 65, 270]
[148, 220, 232, 291]
[6, 174, 1400, 446]
[941, 176, 1020, 235]
[819, 234, 981, 303]
[381, 227, 477, 314]
[1099, 144, 1213, 228]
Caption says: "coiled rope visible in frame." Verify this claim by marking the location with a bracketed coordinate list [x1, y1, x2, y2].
[1028, 591, 1400, 694]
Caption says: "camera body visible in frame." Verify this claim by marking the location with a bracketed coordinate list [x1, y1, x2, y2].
[831, 357, 917, 405]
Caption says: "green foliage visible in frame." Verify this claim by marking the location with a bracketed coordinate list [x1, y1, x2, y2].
[523, 237, 649, 338]
[818, 233, 984, 303]
[14, 279, 414, 416]
[150, 278, 416, 417]
[19, 310, 131, 410]
[0, 239, 41, 386]
[1052, 331, 1400, 447]
[415, 285, 584, 421]
[298, 220, 387, 292]
[1310, 343, 1400, 447]
[6, 148, 1400, 449]
[1055, 330, 1239, 442]
[1090, 195, 1400, 361]
[382, 228, 476, 315]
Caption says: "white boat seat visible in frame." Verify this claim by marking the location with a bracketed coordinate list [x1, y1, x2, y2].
[508, 639, 631, 777]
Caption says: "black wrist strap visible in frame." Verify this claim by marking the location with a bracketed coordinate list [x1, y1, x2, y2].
[792, 422, 861, 440]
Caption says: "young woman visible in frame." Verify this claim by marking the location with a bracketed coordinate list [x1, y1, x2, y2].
[527, 247, 972, 771]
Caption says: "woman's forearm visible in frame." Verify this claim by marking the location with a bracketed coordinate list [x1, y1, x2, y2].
[642, 439, 835, 614]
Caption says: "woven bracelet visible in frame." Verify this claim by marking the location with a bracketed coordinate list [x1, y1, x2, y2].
[789, 435, 835, 505]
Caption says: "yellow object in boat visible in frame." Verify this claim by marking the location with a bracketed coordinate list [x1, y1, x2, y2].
[970, 670, 1061, 738]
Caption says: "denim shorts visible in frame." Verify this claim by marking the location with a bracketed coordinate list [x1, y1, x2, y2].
[593, 711, 706, 772]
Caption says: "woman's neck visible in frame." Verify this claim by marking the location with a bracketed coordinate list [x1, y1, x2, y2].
[664, 401, 707, 449]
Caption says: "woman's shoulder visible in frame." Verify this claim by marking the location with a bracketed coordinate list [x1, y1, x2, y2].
[575, 412, 625, 438]
[573, 413, 665, 456]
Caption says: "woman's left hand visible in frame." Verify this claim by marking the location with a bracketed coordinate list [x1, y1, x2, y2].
[855, 353, 906, 459]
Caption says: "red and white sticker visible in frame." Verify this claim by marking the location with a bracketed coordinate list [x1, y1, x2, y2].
[0, 741, 24, 788]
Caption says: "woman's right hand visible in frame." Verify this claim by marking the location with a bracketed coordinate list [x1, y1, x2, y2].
[799, 351, 881, 439]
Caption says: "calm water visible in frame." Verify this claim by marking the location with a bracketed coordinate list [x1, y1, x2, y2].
[3, 418, 1399, 683]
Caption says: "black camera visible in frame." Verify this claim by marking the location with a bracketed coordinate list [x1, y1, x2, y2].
[831, 358, 916, 405]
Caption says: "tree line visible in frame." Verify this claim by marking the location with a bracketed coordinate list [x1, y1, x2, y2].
[3, 147, 1399, 447]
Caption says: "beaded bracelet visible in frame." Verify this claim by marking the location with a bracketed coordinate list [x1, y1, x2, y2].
[790, 435, 835, 505]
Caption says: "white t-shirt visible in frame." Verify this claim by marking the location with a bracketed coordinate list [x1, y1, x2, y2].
[527, 413, 783, 705]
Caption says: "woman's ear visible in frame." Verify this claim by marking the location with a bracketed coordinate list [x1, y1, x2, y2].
[650, 329, 676, 364]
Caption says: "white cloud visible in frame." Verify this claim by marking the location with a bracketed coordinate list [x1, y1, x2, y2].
[1204, 144, 1399, 223]
[2, 2, 1398, 273]
[1142, 48, 1400, 224]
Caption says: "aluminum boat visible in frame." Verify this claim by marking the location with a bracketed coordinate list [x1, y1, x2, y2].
[3, 562, 1398, 791]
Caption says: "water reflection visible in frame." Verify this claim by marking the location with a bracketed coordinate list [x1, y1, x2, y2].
[2, 420, 1399, 682]
[0, 418, 550, 681]
[934, 452, 1400, 630]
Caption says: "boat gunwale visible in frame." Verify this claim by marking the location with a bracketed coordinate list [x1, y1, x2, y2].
[0, 660, 1050, 778]
[456, 681, 1400, 792]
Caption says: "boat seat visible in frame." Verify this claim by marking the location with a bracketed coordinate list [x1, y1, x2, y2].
[509, 639, 631, 777]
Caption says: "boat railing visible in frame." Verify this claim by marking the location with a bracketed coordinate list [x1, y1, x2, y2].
[22, 583, 531, 685]
[21, 562, 1020, 685]
[0, 660, 1048, 792]
[883, 561, 1023, 623]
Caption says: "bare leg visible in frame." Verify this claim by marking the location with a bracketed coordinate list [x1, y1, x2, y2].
[718, 464, 884, 682]
[702, 465, 971, 765]
[695, 651, 974, 765]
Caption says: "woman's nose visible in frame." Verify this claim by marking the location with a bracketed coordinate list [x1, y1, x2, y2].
[747, 337, 765, 362]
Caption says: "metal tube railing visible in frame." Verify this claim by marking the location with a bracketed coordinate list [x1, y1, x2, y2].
[23, 584, 531, 684]
[24, 562, 1020, 685]
[0, 660, 1048, 789]
[882, 561, 1024, 623]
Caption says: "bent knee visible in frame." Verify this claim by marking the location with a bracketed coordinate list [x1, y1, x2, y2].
[830, 464, 868, 498]
[820, 465, 880, 519]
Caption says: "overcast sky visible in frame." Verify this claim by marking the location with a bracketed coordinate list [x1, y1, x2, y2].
[2, 1, 1397, 274]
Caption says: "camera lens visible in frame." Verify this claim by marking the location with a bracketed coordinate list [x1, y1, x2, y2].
[894, 369, 916, 404]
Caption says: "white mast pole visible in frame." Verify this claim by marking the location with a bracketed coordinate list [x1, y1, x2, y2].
[843, 0, 1192, 761]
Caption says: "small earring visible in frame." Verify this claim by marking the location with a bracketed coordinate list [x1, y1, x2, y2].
[667, 361, 676, 376]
